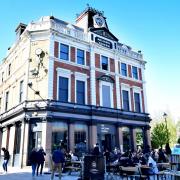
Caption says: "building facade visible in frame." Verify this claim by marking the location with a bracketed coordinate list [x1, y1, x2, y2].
[0, 7, 151, 167]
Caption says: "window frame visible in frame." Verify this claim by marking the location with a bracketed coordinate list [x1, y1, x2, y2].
[19, 80, 24, 103]
[134, 92, 141, 113]
[56, 68, 71, 102]
[60, 43, 69, 61]
[100, 81, 113, 108]
[121, 85, 131, 111]
[5, 91, 9, 111]
[76, 80, 85, 105]
[122, 90, 130, 111]
[132, 66, 138, 80]
[76, 48, 85, 65]
[133, 88, 143, 113]
[75, 72, 87, 105]
[101, 55, 109, 71]
[120, 62, 127, 77]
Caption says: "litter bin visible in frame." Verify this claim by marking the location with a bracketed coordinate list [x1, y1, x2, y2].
[83, 155, 105, 180]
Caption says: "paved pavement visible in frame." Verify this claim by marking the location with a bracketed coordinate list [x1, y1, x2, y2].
[0, 166, 80, 180]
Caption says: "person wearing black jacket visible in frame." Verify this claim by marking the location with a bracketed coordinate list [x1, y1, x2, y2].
[36, 147, 46, 176]
[29, 148, 38, 177]
[1, 147, 10, 173]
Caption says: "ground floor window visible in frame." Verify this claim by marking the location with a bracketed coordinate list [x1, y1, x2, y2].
[74, 123, 87, 155]
[136, 128, 143, 150]
[14, 123, 22, 154]
[52, 121, 68, 151]
[122, 127, 130, 152]
[97, 124, 116, 152]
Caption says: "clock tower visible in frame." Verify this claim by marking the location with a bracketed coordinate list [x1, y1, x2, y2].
[76, 6, 108, 32]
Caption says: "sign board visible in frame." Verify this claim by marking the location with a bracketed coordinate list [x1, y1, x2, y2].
[95, 37, 112, 49]
[84, 155, 105, 180]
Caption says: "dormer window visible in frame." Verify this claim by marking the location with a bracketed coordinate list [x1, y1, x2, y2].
[101, 56, 108, 71]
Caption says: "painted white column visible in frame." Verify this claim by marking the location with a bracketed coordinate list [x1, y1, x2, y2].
[117, 127, 123, 153]
[48, 34, 54, 99]
[114, 54, 121, 109]
[42, 121, 52, 167]
[89, 124, 97, 150]
[8, 126, 16, 166]
[90, 46, 96, 105]
[141, 63, 148, 113]
[22, 123, 29, 166]
[68, 123, 75, 152]
[130, 128, 137, 151]
[19, 121, 25, 168]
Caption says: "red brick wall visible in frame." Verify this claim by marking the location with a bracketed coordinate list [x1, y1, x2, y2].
[110, 58, 115, 72]
[71, 47, 75, 62]
[128, 65, 132, 78]
[86, 51, 90, 66]
[120, 78, 143, 88]
[54, 41, 59, 58]
[139, 68, 142, 81]
[95, 53, 100, 68]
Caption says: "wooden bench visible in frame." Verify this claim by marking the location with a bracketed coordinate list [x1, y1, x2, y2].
[65, 166, 81, 175]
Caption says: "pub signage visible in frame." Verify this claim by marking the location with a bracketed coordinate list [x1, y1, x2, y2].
[95, 36, 112, 49]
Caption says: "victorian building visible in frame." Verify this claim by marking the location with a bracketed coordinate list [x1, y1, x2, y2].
[0, 7, 151, 167]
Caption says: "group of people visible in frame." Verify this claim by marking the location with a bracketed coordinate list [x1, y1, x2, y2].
[102, 143, 172, 175]
[29, 147, 46, 177]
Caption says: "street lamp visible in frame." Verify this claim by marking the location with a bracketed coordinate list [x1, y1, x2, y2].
[163, 112, 169, 143]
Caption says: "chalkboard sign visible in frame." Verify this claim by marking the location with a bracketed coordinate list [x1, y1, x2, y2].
[83, 155, 105, 180]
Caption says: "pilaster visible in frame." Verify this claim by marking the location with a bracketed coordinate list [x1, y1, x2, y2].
[68, 122, 75, 152]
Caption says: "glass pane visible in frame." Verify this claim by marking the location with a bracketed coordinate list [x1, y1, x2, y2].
[132, 66, 138, 79]
[77, 49, 84, 65]
[123, 90, 129, 111]
[76, 80, 85, 104]
[134, 93, 141, 112]
[121, 63, 127, 76]
[60, 44, 69, 60]
[102, 85, 111, 107]
[102, 56, 108, 70]
[58, 77, 68, 102]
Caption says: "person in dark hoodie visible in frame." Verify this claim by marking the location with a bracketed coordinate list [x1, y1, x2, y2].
[1, 147, 10, 173]
[29, 148, 38, 177]
[36, 147, 46, 176]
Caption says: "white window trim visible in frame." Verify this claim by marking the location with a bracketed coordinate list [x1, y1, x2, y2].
[74, 72, 88, 105]
[121, 84, 131, 111]
[101, 55, 109, 71]
[76, 48, 86, 66]
[56, 68, 71, 102]
[100, 81, 114, 108]
[59, 43, 70, 61]
[132, 87, 143, 113]
[131, 65, 138, 80]
[120, 61, 127, 77]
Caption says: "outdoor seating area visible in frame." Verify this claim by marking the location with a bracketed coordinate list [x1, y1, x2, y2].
[57, 146, 180, 180]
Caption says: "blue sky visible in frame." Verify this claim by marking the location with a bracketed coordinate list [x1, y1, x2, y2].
[0, 0, 180, 120]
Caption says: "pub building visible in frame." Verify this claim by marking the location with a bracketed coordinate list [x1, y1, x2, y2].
[0, 6, 151, 167]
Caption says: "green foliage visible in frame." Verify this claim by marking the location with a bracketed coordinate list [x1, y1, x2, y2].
[151, 123, 170, 149]
[136, 132, 143, 146]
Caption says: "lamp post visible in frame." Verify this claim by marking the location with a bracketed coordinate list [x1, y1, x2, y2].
[163, 112, 169, 143]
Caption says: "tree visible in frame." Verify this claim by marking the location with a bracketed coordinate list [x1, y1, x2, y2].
[151, 123, 170, 149]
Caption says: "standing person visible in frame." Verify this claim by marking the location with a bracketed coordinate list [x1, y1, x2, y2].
[165, 143, 172, 161]
[1, 147, 10, 173]
[36, 147, 46, 176]
[93, 143, 100, 156]
[29, 148, 38, 178]
[51, 146, 65, 180]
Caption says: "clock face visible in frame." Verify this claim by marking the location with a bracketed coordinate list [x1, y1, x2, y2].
[94, 15, 105, 27]
[95, 17, 103, 27]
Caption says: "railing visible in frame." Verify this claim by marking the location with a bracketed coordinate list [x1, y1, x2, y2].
[27, 20, 88, 42]
[117, 46, 143, 60]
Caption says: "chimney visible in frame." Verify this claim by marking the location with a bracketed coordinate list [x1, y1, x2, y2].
[15, 23, 27, 40]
